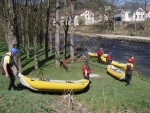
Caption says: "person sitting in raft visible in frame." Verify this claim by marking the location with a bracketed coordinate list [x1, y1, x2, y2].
[82, 60, 91, 80]
[96, 48, 104, 63]
[106, 52, 112, 65]
[125, 58, 134, 86]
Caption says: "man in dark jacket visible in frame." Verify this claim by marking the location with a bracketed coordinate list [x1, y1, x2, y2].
[2, 48, 19, 90]
[125, 58, 134, 86]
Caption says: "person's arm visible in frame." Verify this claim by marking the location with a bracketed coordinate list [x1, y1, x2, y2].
[85, 70, 87, 76]
[3, 62, 9, 77]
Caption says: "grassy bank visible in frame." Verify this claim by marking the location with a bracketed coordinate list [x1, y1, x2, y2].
[0, 45, 150, 113]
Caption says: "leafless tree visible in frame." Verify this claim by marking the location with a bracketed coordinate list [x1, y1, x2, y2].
[70, 0, 75, 61]
[0, 0, 21, 72]
[55, 0, 60, 67]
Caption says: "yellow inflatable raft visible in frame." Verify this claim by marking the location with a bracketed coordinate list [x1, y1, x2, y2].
[88, 52, 125, 68]
[107, 65, 126, 80]
[18, 73, 89, 92]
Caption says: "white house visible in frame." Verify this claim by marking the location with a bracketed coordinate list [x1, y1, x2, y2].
[74, 8, 95, 26]
[114, 6, 149, 22]
[143, 5, 150, 19]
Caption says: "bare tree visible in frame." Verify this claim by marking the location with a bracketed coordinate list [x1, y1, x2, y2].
[70, 0, 75, 61]
[45, 0, 50, 60]
[55, 0, 60, 67]
[2, 0, 17, 50]
[63, 0, 69, 59]
[32, 1, 39, 69]
[1, 0, 21, 72]
[24, 0, 30, 59]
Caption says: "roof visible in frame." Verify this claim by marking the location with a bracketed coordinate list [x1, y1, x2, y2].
[122, 6, 139, 12]
[113, 5, 146, 18]
[75, 8, 93, 15]
[141, 5, 150, 12]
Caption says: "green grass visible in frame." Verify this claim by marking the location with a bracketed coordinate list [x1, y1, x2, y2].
[0, 43, 150, 112]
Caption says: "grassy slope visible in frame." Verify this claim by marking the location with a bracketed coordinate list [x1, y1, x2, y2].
[0, 44, 150, 113]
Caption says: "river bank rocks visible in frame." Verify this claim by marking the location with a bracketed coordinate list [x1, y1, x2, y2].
[75, 32, 150, 43]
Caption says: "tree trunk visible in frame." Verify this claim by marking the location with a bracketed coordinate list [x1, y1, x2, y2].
[63, 0, 69, 59]
[48, 20, 53, 54]
[33, 33, 39, 69]
[70, 2, 75, 61]
[3, 0, 20, 73]
[25, 0, 30, 58]
[32, 1, 39, 69]
[55, 0, 60, 67]
[45, 0, 50, 60]
[20, 0, 25, 48]
[5, 0, 17, 50]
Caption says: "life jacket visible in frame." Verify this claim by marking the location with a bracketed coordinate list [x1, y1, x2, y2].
[1, 54, 13, 74]
[82, 64, 91, 73]
[97, 50, 102, 56]
[126, 63, 133, 71]
[1, 54, 13, 67]
[106, 54, 112, 61]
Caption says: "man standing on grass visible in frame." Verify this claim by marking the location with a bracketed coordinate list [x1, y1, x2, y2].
[82, 60, 91, 80]
[125, 58, 134, 86]
[96, 48, 104, 63]
[2, 48, 19, 90]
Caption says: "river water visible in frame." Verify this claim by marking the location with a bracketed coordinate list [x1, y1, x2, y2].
[59, 35, 150, 78]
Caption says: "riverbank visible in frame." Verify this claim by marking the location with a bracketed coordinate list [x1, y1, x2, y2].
[75, 31, 150, 43]
[0, 42, 150, 112]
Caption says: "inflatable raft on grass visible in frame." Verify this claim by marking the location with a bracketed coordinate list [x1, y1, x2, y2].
[18, 73, 89, 92]
[107, 65, 126, 80]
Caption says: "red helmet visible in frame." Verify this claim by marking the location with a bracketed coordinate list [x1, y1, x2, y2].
[128, 58, 132, 63]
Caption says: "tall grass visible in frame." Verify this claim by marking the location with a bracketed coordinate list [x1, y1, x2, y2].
[0, 43, 150, 113]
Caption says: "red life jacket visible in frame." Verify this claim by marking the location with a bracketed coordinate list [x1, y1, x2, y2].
[97, 50, 102, 56]
[82, 65, 91, 73]
[126, 63, 133, 71]
[106, 54, 112, 60]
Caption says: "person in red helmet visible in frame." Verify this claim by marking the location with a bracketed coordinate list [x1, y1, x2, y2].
[2, 48, 19, 90]
[106, 52, 112, 65]
[82, 60, 91, 80]
[96, 48, 104, 63]
[125, 58, 134, 86]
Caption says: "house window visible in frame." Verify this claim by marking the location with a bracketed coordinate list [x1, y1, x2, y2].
[136, 15, 137, 19]
[143, 15, 145, 19]
[139, 15, 141, 19]
[128, 14, 132, 18]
